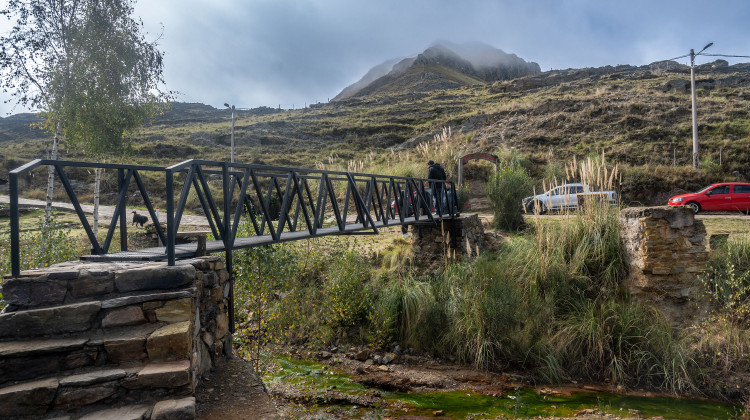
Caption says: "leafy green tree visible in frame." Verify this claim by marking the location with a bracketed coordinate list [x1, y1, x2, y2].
[0, 0, 169, 230]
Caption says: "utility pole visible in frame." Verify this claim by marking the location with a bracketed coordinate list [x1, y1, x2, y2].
[224, 103, 235, 163]
[669, 44, 750, 169]
[689, 42, 713, 169]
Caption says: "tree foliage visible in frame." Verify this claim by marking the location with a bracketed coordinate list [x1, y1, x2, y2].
[0, 0, 169, 155]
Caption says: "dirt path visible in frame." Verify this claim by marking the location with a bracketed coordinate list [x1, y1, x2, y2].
[195, 354, 279, 419]
[0, 194, 210, 227]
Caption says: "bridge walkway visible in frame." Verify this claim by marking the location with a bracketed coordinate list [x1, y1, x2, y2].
[80, 215, 448, 262]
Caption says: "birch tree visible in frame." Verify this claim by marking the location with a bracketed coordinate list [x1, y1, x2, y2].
[0, 0, 169, 232]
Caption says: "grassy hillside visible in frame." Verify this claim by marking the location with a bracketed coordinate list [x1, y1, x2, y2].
[2, 61, 749, 204]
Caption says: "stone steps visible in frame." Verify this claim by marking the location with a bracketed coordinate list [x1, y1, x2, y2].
[0, 302, 102, 340]
[0, 361, 192, 418]
[0, 396, 196, 420]
[1, 263, 196, 312]
[0, 257, 236, 420]
[0, 310, 192, 386]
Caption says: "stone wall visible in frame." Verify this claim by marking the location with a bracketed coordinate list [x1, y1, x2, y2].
[410, 214, 485, 266]
[0, 256, 231, 418]
[619, 206, 708, 325]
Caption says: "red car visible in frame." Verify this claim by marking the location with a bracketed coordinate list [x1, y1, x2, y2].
[668, 182, 750, 214]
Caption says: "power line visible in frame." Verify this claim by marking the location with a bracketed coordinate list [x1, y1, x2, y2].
[702, 53, 750, 59]
[666, 52, 750, 62]
[666, 54, 690, 61]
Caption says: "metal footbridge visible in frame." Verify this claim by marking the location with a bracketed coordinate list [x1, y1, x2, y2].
[7, 159, 459, 278]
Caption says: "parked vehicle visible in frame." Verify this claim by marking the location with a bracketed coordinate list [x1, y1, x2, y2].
[667, 182, 750, 214]
[523, 183, 618, 213]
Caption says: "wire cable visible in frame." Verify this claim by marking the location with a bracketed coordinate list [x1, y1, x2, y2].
[702, 53, 750, 59]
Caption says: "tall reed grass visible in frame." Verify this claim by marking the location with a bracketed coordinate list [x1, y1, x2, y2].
[231, 152, 749, 398]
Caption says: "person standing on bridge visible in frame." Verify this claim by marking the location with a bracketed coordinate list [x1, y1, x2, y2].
[427, 160, 447, 214]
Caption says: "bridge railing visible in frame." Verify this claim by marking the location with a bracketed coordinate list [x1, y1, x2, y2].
[8, 159, 459, 277]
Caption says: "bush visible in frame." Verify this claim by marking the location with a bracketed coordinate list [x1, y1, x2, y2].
[368, 275, 435, 350]
[699, 235, 750, 324]
[321, 251, 372, 329]
[1, 218, 80, 311]
[487, 162, 533, 231]
[441, 256, 539, 370]
[0, 217, 79, 277]
[552, 301, 693, 391]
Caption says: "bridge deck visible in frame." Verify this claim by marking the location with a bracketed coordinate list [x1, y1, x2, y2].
[80, 215, 451, 262]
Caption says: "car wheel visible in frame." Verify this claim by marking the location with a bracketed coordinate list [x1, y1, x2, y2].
[686, 201, 701, 214]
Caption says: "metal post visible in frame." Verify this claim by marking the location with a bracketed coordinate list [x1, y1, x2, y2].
[10, 173, 20, 277]
[231, 109, 235, 164]
[690, 49, 699, 169]
[222, 163, 235, 335]
[166, 170, 175, 266]
[457, 158, 463, 190]
[118, 169, 128, 251]
[225, 103, 235, 163]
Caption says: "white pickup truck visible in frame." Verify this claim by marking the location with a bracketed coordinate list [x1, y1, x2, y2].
[523, 183, 618, 213]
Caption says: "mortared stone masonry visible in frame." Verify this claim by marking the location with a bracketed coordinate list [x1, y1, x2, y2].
[0, 256, 232, 419]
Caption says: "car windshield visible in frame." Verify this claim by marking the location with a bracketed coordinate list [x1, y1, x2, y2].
[696, 185, 714, 193]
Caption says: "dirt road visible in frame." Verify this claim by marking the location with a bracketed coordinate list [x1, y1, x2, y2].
[0, 194, 210, 227]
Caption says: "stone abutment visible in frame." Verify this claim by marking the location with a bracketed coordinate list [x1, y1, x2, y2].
[0, 256, 232, 418]
[409, 214, 486, 265]
[619, 206, 708, 326]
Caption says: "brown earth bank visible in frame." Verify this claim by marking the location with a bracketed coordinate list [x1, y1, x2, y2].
[198, 345, 744, 420]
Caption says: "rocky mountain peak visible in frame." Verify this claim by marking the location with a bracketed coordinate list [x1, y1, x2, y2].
[333, 42, 540, 101]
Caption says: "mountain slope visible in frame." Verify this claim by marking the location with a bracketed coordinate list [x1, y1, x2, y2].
[333, 42, 540, 100]
[3, 58, 750, 207]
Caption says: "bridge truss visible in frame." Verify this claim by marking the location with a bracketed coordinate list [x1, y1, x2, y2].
[8, 159, 459, 278]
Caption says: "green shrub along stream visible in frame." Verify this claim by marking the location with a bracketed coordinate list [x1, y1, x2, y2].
[231, 201, 750, 407]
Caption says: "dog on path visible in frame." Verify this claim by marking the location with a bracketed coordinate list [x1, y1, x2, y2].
[131, 211, 148, 227]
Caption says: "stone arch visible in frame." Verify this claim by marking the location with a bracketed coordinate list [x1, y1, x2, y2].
[457, 153, 499, 188]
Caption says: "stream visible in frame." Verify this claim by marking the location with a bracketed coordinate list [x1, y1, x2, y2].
[262, 353, 744, 419]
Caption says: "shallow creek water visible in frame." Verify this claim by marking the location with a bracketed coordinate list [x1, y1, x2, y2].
[263, 354, 743, 419]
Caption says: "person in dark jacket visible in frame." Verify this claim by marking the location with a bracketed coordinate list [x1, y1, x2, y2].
[427, 160, 447, 213]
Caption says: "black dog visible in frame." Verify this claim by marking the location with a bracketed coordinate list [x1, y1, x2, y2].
[131, 211, 148, 227]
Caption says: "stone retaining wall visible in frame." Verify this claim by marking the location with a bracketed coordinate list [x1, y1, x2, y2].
[0, 256, 231, 417]
[410, 214, 485, 265]
[619, 206, 708, 325]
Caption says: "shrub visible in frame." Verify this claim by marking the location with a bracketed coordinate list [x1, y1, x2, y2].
[0, 217, 79, 277]
[487, 162, 533, 231]
[699, 235, 750, 324]
[685, 317, 750, 397]
[368, 274, 436, 350]
[232, 242, 300, 365]
[442, 256, 538, 370]
[552, 301, 693, 392]
[322, 251, 372, 329]
[1, 218, 80, 311]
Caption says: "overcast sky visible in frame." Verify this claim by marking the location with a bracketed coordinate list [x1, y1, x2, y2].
[2, 0, 750, 115]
